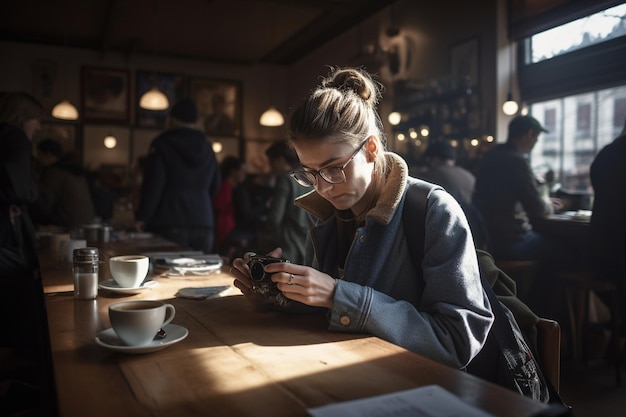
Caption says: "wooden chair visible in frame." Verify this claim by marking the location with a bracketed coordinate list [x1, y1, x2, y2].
[495, 259, 539, 301]
[536, 318, 561, 393]
[557, 269, 622, 386]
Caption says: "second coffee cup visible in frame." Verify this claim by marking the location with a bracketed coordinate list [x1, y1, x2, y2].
[109, 255, 150, 288]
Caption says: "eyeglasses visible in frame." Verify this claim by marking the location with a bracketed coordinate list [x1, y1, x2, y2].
[290, 139, 368, 188]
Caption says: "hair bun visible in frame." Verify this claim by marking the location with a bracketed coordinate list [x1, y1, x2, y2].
[323, 68, 381, 108]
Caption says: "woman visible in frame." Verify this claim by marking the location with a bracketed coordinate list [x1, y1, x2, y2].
[231, 68, 492, 368]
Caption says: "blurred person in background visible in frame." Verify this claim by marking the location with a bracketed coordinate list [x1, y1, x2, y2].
[135, 98, 221, 253]
[0, 91, 41, 280]
[0, 91, 47, 416]
[588, 116, 626, 327]
[32, 138, 96, 230]
[256, 141, 313, 264]
[420, 140, 475, 206]
[213, 156, 259, 260]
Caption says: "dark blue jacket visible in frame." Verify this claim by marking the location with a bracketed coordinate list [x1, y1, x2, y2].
[135, 127, 221, 228]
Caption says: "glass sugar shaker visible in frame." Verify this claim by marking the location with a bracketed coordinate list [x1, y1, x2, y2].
[73, 247, 99, 300]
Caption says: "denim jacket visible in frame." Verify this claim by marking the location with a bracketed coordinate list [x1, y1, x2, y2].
[295, 153, 493, 368]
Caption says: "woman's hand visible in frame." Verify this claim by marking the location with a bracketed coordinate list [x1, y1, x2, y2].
[230, 247, 337, 310]
[230, 251, 273, 311]
[264, 261, 337, 309]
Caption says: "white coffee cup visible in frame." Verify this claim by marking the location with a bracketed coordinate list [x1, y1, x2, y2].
[61, 239, 87, 263]
[109, 300, 175, 346]
[109, 255, 150, 288]
[49, 233, 70, 260]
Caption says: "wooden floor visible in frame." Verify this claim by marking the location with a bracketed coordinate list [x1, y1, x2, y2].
[559, 326, 626, 417]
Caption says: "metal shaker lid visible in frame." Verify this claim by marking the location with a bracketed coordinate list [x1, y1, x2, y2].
[73, 247, 99, 263]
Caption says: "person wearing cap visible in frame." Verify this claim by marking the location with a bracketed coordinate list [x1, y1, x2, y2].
[135, 98, 221, 253]
[472, 115, 570, 311]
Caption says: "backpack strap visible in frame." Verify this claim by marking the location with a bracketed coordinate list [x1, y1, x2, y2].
[402, 180, 441, 276]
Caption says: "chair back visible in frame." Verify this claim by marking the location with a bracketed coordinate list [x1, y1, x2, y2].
[536, 318, 561, 393]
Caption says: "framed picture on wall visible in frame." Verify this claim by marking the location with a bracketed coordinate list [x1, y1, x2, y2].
[189, 77, 242, 138]
[450, 37, 479, 88]
[135, 71, 186, 128]
[81, 67, 130, 123]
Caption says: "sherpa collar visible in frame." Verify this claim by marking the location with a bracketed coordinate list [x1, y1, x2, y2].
[294, 152, 408, 225]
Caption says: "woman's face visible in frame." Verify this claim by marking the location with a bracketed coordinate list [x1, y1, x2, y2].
[292, 138, 376, 212]
[22, 118, 41, 141]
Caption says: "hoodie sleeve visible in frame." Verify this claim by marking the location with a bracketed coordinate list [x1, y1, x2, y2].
[135, 145, 166, 223]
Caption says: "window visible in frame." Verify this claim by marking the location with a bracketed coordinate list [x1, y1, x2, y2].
[529, 3, 626, 63]
[575, 102, 592, 139]
[529, 85, 626, 193]
[518, 2, 626, 196]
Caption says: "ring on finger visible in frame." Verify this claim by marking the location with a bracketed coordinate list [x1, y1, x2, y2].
[288, 273, 294, 285]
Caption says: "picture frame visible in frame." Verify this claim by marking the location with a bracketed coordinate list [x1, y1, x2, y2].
[450, 37, 479, 88]
[189, 77, 242, 138]
[135, 71, 186, 128]
[81, 66, 130, 123]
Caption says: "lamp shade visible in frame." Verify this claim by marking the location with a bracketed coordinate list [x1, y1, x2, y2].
[259, 105, 284, 127]
[51, 99, 79, 120]
[140, 87, 169, 110]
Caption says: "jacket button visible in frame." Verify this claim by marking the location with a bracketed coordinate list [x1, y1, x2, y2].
[340, 316, 351, 326]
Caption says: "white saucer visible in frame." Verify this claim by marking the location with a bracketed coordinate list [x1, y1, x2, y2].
[98, 279, 158, 295]
[95, 323, 188, 354]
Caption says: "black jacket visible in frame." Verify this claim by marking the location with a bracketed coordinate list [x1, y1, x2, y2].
[473, 142, 551, 249]
[135, 127, 221, 228]
[0, 123, 39, 276]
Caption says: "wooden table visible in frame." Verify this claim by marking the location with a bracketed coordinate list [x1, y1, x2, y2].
[534, 213, 590, 240]
[40, 237, 549, 417]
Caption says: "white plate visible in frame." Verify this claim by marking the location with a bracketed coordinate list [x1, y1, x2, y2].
[98, 279, 158, 295]
[167, 264, 222, 276]
[95, 324, 188, 354]
[170, 257, 207, 266]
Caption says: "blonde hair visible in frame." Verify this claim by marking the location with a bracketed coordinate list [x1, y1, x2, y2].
[288, 67, 388, 178]
[0, 91, 44, 128]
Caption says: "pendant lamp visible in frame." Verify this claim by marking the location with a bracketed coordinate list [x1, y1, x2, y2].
[502, 42, 519, 116]
[260, 105, 284, 127]
[52, 32, 79, 121]
[140, 87, 169, 110]
[139, 0, 169, 111]
[52, 99, 79, 120]
[259, 3, 284, 127]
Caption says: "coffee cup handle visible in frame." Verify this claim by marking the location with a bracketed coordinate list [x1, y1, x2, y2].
[162, 304, 176, 327]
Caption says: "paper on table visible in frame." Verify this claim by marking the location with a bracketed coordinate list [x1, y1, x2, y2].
[307, 385, 495, 417]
